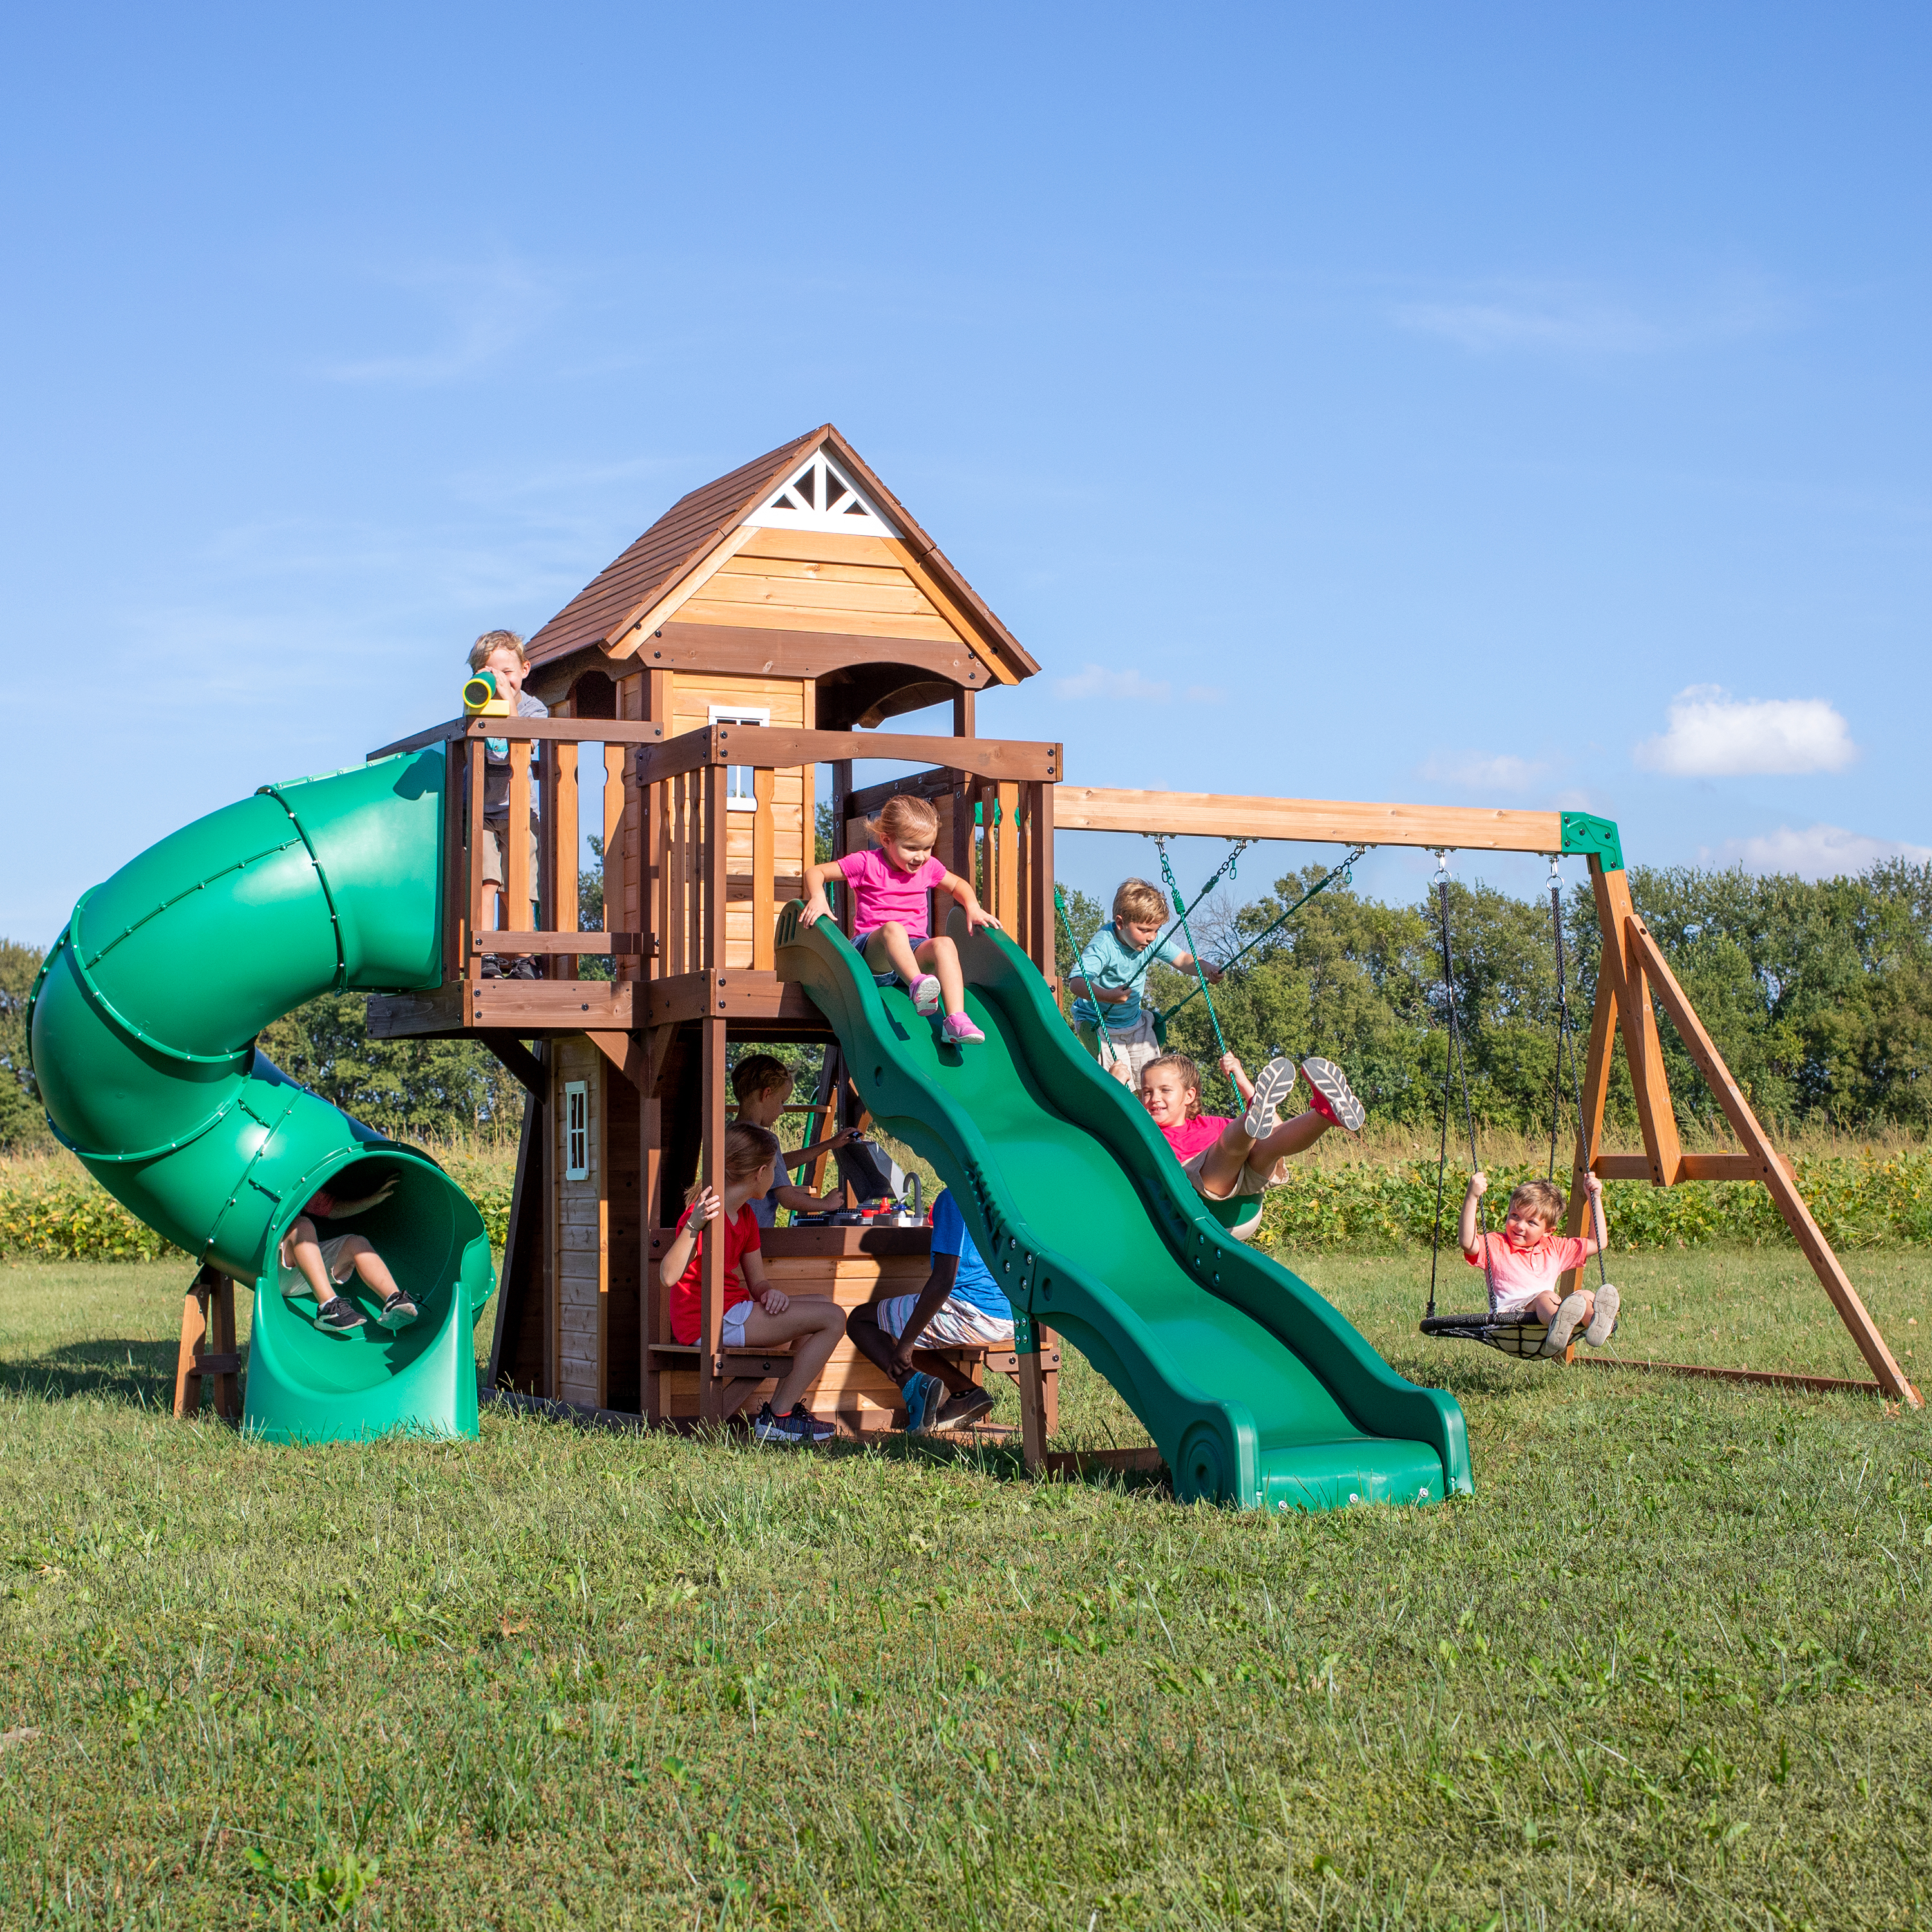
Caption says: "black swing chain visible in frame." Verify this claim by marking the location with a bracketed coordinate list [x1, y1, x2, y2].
[1426, 857, 1497, 1319]
[1547, 866, 1609, 1289]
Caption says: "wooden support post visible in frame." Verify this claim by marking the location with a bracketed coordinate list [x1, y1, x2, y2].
[1591, 863, 1681, 1186]
[1025, 778, 1056, 981]
[1625, 917, 1918, 1406]
[466, 739, 488, 966]
[551, 739, 579, 980]
[175, 1266, 241, 1422]
[751, 766, 776, 971]
[699, 1012, 728, 1424]
[992, 781, 1021, 932]
[486, 1082, 544, 1394]
[952, 688, 975, 739]
[1016, 1319, 1053, 1473]
[506, 740, 533, 938]
[831, 758, 854, 940]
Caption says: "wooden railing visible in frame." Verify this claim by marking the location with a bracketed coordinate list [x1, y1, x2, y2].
[633, 725, 1063, 990]
[368, 717, 1063, 992]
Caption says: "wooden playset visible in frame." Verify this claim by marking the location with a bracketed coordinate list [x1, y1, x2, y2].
[363, 424, 1918, 1439]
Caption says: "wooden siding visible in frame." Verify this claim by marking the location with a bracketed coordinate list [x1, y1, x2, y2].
[553, 1037, 607, 1408]
[672, 527, 962, 645]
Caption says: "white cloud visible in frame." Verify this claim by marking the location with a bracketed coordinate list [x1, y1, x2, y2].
[1184, 683, 1226, 705]
[1419, 751, 1548, 793]
[1395, 277, 1787, 357]
[1634, 685, 1858, 777]
[1704, 824, 1932, 880]
[1052, 665, 1171, 702]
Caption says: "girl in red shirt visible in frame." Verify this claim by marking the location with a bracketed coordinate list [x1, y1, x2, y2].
[659, 1122, 845, 1444]
[1139, 1050, 1365, 1242]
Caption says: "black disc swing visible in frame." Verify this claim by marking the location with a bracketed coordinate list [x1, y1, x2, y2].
[1418, 853, 1615, 1362]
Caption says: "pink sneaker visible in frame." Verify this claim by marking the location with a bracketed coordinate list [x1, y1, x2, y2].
[942, 1011, 985, 1045]
[909, 973, 942, 1015]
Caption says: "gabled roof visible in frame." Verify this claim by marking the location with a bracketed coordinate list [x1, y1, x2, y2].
[526, 424, 1037, 683]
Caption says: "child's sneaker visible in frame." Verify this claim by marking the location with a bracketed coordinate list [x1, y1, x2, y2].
[375, 1290, 419, 1330]
[314, 1296, 365, 1333]
[1542, 1291, 1589, 1357]
[935, 1385, 994, 1431]
[901, 1370, 944, 1434]
[1583, 1283, 1620, 1347]
[1242, 1057, 1299, 1141]
[1300, 1057, 1366, 1133]
[909, 973, 942, 1016]
[752, 1401, 806, 1444]
[942, 1012, 985, 1045]
[787, 1403, 835, 1443]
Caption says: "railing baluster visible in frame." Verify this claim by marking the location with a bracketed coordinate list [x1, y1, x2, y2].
[466, 739, 488, 974]
[752, 767, 776, 971]
[553, 741, 579, 980]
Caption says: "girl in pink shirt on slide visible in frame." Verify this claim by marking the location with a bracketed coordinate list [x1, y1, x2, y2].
[1460, 1172, 1618, 1357]
[800, 793, 1001, 1045]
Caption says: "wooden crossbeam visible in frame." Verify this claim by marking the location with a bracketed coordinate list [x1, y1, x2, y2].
[1056, 788, 1564, 851]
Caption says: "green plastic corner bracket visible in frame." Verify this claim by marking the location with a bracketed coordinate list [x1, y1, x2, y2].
[1560, 811, 1624, 873]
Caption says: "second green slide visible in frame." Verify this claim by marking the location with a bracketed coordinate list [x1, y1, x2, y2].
[777, 905, 1472, 1512]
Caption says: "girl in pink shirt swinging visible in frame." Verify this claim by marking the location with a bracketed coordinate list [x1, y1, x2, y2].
[1460, 1172, 1619, 1356]
[800, 793, 1000, 1045]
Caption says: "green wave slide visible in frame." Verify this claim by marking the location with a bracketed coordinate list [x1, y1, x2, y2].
[776, 904, 1473, 1511]
[28, 751, 494, 1443]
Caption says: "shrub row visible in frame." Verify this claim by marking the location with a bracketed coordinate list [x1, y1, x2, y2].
[3, 1151, 1927, 1265]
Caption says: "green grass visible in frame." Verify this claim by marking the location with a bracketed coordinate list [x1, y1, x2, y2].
[2, 1252, 1929, 1929]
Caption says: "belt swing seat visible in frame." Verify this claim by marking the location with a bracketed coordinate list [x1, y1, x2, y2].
[1418, 853, 1615, 1364]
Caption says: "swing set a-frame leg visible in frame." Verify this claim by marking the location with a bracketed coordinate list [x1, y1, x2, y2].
[1558, 857, 1918, 1408]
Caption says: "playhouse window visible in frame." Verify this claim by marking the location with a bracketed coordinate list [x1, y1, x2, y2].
[708, 705, 771, 811]
[564, 1082, 589, 1180]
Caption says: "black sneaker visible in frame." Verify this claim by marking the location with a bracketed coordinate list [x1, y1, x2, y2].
[507, 958, 540, 981]
[752, 1402, 808, 1445]
[480, 956, 504, 979]
[934, 1385, 994, 1431]
[787, 1403, 835, 1443]
[1300, 1057, 1366, 1133]
[375, 1291, 419, 1330]
[315, 1296, 366, 1333]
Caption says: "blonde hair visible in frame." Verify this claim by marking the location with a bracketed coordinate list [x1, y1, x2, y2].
[876, 794, 940, 849]
[468, 628, 528, 673]
[1141, 1052, 1204, 1119]
[1113, 878, 1168, 927]
[1508, 1179, 1566, 1230]
[731, 1054, 793, 1105]
[687, 1122, 783, 1205]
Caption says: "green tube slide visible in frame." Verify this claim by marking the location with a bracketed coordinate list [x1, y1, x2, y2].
[777, 905, 1472, 1511]
[28, 750, 495, 1443]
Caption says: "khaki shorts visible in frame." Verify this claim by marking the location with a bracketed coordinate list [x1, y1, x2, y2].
[1077, 1008, 1163, 1083]
[1181, 1144, 1289, 1244]
[278, 1232, 358, 1300]
[480, 816, 540, 892]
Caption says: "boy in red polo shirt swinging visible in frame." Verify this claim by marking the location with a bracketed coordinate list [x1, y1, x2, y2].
[1460, 1171, 1619, 1357]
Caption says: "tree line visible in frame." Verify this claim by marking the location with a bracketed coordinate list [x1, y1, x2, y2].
[7, 851, 1927, 1154]
[1057, 858, 1932, 1137]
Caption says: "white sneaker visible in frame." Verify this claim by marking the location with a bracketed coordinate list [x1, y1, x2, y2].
[1584, 1283, 1620, 1347]
[1242, 1057, 1299, 1141]
[1542, 1291, 1589, 1358]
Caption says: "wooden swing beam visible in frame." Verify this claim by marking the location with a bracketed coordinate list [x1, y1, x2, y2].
[1057, 786, 1919, 1410]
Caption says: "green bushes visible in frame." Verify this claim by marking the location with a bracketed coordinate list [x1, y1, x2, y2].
[1252, 1148, 1932, 1256]
[5, 1146, 1927, 1265]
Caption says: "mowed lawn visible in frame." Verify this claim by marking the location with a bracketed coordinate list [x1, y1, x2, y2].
[1, 1248, 1929, 1929]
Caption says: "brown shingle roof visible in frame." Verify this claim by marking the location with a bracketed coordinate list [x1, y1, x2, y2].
[526, 424, 1037, 683]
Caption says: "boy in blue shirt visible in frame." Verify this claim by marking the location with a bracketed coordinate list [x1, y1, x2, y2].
[847, 1188, 1011, 1433]
[1068, 878, 1222, 1085]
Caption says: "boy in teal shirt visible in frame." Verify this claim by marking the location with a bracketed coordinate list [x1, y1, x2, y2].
[1068, 878, 1222, 1084]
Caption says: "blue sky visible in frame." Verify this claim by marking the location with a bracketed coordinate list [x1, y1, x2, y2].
[5, 4, 1929, 940]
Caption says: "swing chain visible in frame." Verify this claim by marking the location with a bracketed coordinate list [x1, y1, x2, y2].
[1153, 837, 1234, 1084]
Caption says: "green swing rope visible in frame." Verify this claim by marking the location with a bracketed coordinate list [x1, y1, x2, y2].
[1057, 841, 1251, 1055]
[1155, 838, 1232, 1077]
[1053, 883, 1123, 1072]
[1159, 844, 1368, 1028]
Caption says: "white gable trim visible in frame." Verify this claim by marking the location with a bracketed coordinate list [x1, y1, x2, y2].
[745, 450, 901, 536]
